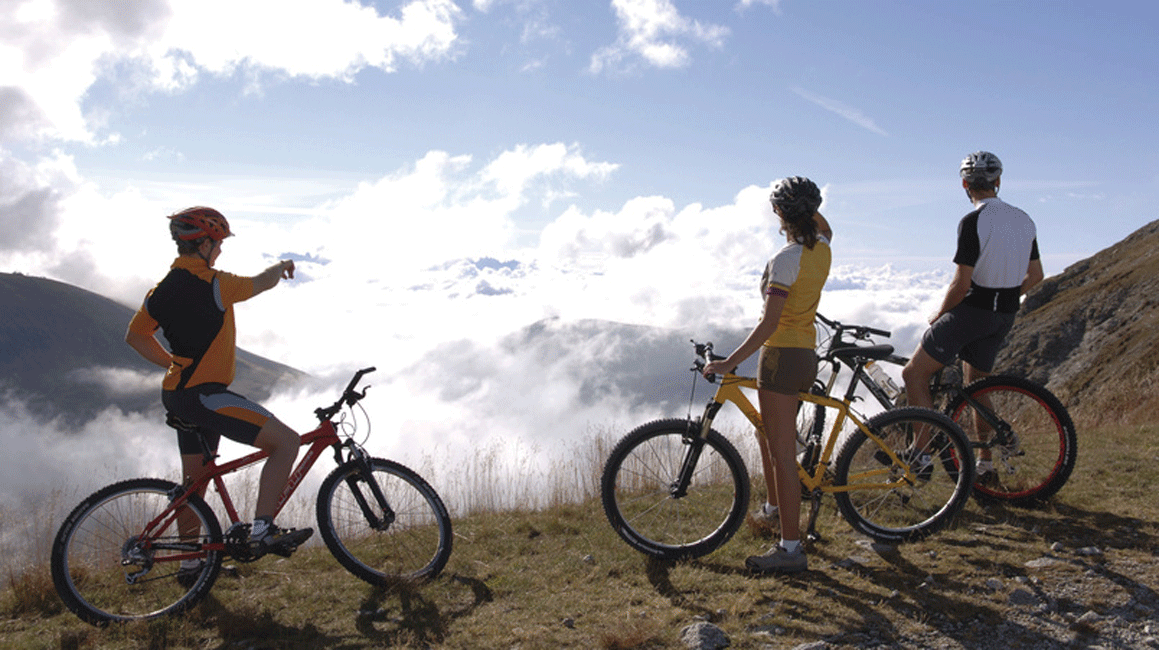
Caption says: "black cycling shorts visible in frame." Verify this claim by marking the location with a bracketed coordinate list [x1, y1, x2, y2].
[921, 304, 1016, 373]
[162, 384, 273, 455]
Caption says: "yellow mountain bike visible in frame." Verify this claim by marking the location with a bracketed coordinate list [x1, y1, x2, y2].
[601, 341, 975, 560]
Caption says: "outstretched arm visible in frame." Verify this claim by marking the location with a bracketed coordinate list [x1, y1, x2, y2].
[252, 259, 296, 296]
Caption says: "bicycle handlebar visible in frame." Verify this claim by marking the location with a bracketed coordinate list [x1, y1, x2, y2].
[315, 366, 377, 422]
[691, 340, 728, 384]
[816, 313, 890, 341]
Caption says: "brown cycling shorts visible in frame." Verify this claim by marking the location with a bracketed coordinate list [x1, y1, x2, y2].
[757, 346, 818, 396]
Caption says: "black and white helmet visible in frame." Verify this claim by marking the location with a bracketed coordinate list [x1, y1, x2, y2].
[960, 151, 1003, 182]
[769, 176, 822, 219]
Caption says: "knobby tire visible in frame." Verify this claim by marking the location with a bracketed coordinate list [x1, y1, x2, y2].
[833, 407, 975, 543]
[601, 419, 750, 560]
[51, 478, 223, 626]
[946, 375, 1077, 506]
[316, 458, 453, 585]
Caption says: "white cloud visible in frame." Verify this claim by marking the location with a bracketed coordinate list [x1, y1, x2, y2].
[792, 87, 889, 137]
[590, 0, 729, 74]
[153, 0, 462, 84]
[0, 0, 463, 144]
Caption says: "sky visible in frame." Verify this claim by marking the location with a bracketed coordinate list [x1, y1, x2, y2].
[2, 0, 1158, 517]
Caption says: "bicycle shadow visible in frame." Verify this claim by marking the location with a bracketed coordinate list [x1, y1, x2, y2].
[349, 573, 494, 644]
[193, 593, 348, 647]
[973, 500, 1157, 552]
[638, 536, 1100, 648]
[187, 571, 493, 646]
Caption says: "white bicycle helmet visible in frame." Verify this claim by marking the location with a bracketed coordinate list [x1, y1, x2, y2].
[960, 151, 1003, 182]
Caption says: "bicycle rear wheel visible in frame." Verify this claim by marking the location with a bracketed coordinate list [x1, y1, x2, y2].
[833, 408, 975, 543]
[317, 458, 453, 585]
[51, 478, 222, 626]
[601, 419, 750, 560]
[946, 375, 1077, 506]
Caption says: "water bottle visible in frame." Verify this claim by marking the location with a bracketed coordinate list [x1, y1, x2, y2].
[866, 360, 901, 400]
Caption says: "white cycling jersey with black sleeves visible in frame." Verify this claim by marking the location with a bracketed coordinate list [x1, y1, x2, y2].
[953, 197, 1039, 313]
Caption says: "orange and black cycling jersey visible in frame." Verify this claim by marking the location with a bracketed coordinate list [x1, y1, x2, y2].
[128, 257, 255, 390]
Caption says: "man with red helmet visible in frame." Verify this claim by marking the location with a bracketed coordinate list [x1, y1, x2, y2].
[126, 207, 311, 577]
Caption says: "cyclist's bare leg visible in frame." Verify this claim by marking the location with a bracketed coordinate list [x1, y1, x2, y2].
[902, 346, 945, 451]
[251, 418, 301, 521]
[758, 389, 802, 543]
[178, 453, 212, 540]
[963, 362, 994, 461]
[754, 426, 777, 513]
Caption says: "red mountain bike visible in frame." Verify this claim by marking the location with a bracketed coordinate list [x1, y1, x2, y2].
[51, 367, 453, 626]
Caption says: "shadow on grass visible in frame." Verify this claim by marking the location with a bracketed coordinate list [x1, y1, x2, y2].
[634, 515, 1134, 649]
[349, 573, 494, 645]
[194, 594, 344, 647]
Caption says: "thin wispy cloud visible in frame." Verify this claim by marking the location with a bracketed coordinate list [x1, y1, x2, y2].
[736, 0, 782, 12]
[792, 87, 889, 136]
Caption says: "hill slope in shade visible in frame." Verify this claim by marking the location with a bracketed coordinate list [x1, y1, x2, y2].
[0, 272, 305, 424]
[995, 219, 1159, 425]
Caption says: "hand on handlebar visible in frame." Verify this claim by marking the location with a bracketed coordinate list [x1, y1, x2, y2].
[702, 360, 729, 378]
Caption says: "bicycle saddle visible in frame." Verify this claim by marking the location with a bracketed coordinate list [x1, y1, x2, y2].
[831, 343, 895, 361]
[165, 412, 200, 432]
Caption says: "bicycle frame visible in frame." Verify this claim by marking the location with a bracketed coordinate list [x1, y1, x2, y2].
[694, 372, 916, 496]
[813, 314, 1014, 453]
[134, 420, 338, 565]
[138, 415, 394, 568]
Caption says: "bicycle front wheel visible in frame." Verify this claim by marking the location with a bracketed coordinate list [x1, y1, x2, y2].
[317, 458, 452, 585]
[833, 408, 975, 543]
[51, 478, 223, 626]
[601, 419, 750, 560]
[947, 375, 1077, 506]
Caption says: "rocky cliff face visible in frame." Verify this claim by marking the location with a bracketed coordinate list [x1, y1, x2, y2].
[995, 220, 1159, 425]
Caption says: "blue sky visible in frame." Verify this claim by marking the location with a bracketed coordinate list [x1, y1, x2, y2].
[3, 1, 1158, 496]
[5, 1, 1155, 280]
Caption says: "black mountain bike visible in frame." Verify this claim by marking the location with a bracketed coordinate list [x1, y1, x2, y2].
[799, 314, 1077, 506]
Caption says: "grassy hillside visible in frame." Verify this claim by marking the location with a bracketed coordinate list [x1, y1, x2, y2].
[4, 420, 1158, 649]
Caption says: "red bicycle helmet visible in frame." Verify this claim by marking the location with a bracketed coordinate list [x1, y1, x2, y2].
[168, 207, 232, 242]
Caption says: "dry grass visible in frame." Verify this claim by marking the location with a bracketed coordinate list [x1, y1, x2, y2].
[4, 420, 1158, 649]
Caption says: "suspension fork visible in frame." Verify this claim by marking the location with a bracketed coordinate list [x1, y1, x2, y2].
[337, 444, 397, 530]
[670, 401, 723, 498]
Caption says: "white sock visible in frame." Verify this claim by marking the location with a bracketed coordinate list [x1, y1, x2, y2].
[251, 516, 272, 539]
[179, 558, 202, 570]
[762, 502, 779, 516]
[780, 539, 800, 554]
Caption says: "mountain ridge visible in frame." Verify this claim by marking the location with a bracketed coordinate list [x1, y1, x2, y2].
[0, 271, 306, 424]
[995, 219, 1159, 425]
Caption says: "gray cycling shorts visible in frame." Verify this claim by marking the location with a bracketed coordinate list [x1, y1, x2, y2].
[921, 304, 1016, 373]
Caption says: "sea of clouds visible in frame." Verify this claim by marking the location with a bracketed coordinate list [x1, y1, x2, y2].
[0, 144, 954, 568]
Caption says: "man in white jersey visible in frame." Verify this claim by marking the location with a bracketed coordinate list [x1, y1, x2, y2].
[901, 151, 1044, 479]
